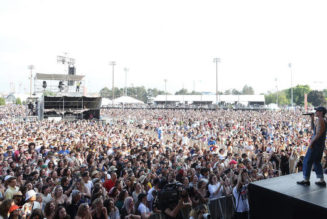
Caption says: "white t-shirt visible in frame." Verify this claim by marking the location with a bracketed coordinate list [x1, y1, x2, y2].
[84, 180, 93, 193]
[233, 186, 249, 213]
[208, 183, 223, 200]
[138, 202, 150, 214]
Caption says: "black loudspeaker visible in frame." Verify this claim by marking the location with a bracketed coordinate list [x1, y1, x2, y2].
[42, 81, 47, 89]
[68, 66, 75, 86]
[68, 66, 76, 75]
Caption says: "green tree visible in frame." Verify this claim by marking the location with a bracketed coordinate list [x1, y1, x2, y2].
[308, 90, 326, 107]
[100, 87, 111, 98]
[189, 90, 202, 95]
[232, 89, 241, 95]
[43, 90, 56, 96]
[147, 88, 165, 98]
[286, 85, 311, 106]
[0, 97, 5, 105]
[175, 88, 188, 95]
[15, 98, 22, 105]
[265, 91, 289, 106]
[278, 91, 289, 106]
[323, 89, 327, 97]
[264, 92, 276, 105]
[242, 85, 255, 95]
[224, 89, 231, 95]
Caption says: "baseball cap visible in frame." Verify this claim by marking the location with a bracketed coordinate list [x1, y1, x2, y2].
[4, 176, 16, 182]
[315, 106, 327, 114]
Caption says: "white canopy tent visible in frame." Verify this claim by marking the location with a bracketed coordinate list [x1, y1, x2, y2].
[101, 98, 112, 107]
[114, 96, 144, 104]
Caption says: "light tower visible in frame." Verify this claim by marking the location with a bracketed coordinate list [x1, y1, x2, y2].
[28, 65, 34, 97]
[213, 58, 221, 106]
[288, 63, 293, 108]
[109, 61, 116, 105]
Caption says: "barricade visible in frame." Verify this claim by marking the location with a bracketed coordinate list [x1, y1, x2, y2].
[209, 195, 235, 219]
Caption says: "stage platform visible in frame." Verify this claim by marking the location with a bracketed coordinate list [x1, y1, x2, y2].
[248, 172, 327, 219]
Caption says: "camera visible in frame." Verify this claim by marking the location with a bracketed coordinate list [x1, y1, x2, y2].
[203, 213, 211, 219]
[158, 182, 187, 210]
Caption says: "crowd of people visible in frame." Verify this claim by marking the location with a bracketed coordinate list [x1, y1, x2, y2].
[0, 105, 325, 219]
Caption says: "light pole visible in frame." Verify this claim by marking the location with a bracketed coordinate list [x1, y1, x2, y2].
[124, 68, 129, 96]
[164, 79, 167, 107]
[288, 63, 293, 108]
[275, 78, 279, 106]
[110, 61, 116, 105]
[28, 65, 34, 97]
[213, 58, 221, 107]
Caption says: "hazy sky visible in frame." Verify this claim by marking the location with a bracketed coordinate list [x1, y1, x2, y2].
[1, 0, 327, 94]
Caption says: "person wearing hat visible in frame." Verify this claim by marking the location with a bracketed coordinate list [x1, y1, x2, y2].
[8, 205, 20, 219]
[21, 190, 37, 218]
[12, 191, 24, 206]
[297, 106, 327, 186]
[4, 176, 18, 200]
[103, 171, 117, 193]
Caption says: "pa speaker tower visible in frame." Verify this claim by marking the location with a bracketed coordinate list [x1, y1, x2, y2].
[68, 66, 76, 86]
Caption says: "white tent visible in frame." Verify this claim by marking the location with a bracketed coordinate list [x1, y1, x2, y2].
[101, 98, 112, 107]
[114, 96, 144, 104]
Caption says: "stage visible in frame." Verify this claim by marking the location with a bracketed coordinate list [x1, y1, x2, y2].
[248, 172, 327, 219]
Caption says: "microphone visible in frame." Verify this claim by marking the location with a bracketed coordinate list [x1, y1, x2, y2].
[302, 113, 314, 115]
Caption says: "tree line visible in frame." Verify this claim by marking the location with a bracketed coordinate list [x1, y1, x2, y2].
[99, 84, 256, 103]
[264, 85, 327, 107]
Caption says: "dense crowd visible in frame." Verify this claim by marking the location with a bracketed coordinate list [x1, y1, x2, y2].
[0, 105, 325, 219]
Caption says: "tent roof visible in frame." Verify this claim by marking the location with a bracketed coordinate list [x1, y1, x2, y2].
[114, 96, 144, 104]
[35, 73, 84, 81]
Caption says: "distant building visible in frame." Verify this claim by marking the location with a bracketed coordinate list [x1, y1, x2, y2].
[153, 94, 265, 106]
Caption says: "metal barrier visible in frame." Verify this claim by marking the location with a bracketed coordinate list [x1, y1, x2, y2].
[209, 195, 235, 219]
[148, 196, 235, 219]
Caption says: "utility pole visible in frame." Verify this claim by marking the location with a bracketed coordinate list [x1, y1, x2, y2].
[164, 79, 167, 107]
[275, 78, 279, 106]
[110, 61, 116, 105]
[124, 68, 129, 96]
[213, 58, 221, 107]
[288, 63, 293, 108]
[28, 65, 34, 97]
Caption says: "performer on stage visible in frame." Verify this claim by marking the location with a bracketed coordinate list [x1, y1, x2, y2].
[297, 106, 327, 186]
[76, 81, 81, 92]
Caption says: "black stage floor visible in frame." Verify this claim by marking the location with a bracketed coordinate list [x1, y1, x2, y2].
[248, 172, 327, 219]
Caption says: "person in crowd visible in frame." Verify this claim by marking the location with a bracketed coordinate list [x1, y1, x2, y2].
[136, 193, 151, 219]
[0, 199, 14, 219]
[75, 203, 92, 219]
[103, 198, 120, 219]
[53, 186, 68, 207]
[8, 205, 21, 219]
[233, 170, 250, 219]
[21, 190, 38, 218]
[91, 197, 108, 219]
[189, 204, 209, 219]
[120, 196, 141, 219]
[0, 105, 321, 219]
[66, 190, 83, 219]
[29, 209, 44, 219]
[53, 206, 70, 219]
[4, 177, 19, 200]
[44, 201, 56, 219]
